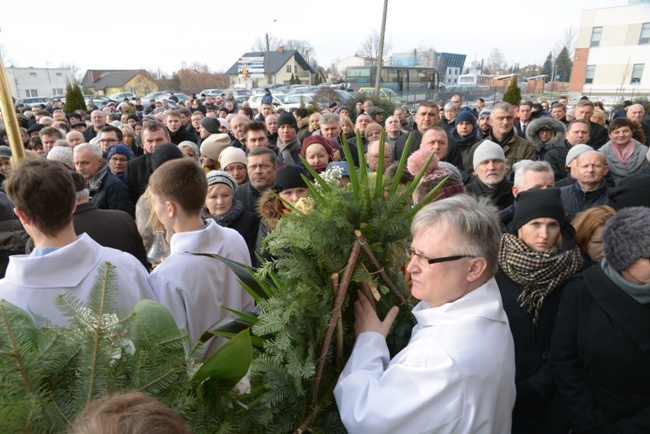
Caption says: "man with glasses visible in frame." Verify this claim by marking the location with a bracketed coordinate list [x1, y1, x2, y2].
[335, 194, 516, 434]
[96, 125, 123, 155]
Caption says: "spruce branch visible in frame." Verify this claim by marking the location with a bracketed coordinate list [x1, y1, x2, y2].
[0, 302, 31, 393]
[312, 238, 361, 406]
[86, 262, 112, 406]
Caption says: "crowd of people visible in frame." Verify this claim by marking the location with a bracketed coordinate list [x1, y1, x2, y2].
[0, 89, 649, 433]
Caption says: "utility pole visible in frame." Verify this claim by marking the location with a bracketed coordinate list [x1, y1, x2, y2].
[374, 0, 388, 96]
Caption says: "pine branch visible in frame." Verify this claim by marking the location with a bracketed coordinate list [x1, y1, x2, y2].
[87, 262, 112, 406]
[0, 302, 31, 393]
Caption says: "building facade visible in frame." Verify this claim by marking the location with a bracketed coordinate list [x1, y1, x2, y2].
[570, 1, 650, 97]
[5, 67, 73, 99]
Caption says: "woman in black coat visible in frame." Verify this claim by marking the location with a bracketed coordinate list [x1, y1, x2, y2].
[549, 206, 650, 433]
[202, 171, 259, 267]
[495, 188, 583, 433]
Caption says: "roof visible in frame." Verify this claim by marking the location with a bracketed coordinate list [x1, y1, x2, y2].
[81, 70, 145, 90]
[225, 50, 316, 75]
[526, 75, 548, 80]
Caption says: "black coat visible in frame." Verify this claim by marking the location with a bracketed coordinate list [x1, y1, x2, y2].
[207, 209, 260, 267]
[89, 171, 134, 217]
[73, 202, 148, 269]
[466, 177, 514, 210]
[587, 121, 609, 150]
[392, 130, 423, 162]
[234, 182, 262, 215]
[544, 140, 571, 181]
[560, 180, 610, 221]
[124, 153, 153, 204]
[549, 265, 650, 433]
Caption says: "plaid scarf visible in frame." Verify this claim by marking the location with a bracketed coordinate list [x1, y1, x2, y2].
[499, 233, 582, 324]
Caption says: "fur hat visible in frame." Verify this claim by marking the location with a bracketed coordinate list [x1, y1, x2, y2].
[607, 173, 650, 210]
[472, 140, 505, 170]
[151, 143, 183, 171]
[565, 144, 593, 167]
[219, 147, 247, 171]
[602, 206, 650, 272]
[272, 165, 309, 193]
[206, 170, 237, 193]
[277, 112, 298, 131]
[407, 147, 465, 202]
[200, 117, 221, 134]
[512, 188, 565, 230]
[200, 133, 230, 162]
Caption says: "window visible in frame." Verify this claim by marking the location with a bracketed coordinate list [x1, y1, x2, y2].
[640, 23, 650, 45]
[631, 64, 644, 84]
[52, 88, 64, 95]
[56, 72, 63, 76]
[285, 65, 291, 73]
[26, 89, 38, 97]
[585, 65, 596, 84]
[29, 72, 37, 77]
[590, 27, 602, 48]
[294, 65, 297, 73]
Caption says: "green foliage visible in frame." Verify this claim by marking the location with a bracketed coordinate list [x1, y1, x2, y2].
[542, 52, 553, 83]
[503, 75, 522, 106]
[345, 92, 396, 117]
[555, 47, 573, 83]
[0, 263, 253, 434]
[64, 83, 86, 113]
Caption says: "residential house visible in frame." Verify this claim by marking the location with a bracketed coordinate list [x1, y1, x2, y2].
[81, 69, 157, 97]
[225, 47, 317, 88]
[5, 67, 73, 99]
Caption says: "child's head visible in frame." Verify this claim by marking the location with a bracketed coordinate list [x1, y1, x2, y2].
[148, 159, 207, 228]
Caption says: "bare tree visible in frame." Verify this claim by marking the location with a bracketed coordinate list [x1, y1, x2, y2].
[251, 34, 284, 52]
[553, 26, 578, 59]
[418, 46, 437, 68]
[357, 29, 393, 61]
[285, 39, 316, 64]
[58, 62, 83, 84]
[486, 48, 507, 74]
[189, 62, 210, 73]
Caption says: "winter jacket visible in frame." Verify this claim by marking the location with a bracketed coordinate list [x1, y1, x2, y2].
[466, 177, 514, 211]
[560, 180, 610, 222]
[89, 170, 135, 217]
[549, 265, 650, 433]
[525, 117, 566, 161]
[599, 139, 649, 186]
[544, 141, 572, 180]
[587, 121, 609, 150]
[167, 124, 198, 145]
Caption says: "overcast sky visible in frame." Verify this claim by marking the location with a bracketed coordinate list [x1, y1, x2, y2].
[1, 0, 623, 76]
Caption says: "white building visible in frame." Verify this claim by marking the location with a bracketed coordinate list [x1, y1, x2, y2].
[570, 1, 650, 97]
[5, 67, 73, 99]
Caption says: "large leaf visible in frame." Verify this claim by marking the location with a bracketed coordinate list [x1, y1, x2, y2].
[193, 328, 252, 386]
[200, 309, 259, 343]
[191, 253, 270, 301]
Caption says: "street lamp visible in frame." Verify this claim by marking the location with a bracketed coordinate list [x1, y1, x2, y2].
[266, 19, 277, 86]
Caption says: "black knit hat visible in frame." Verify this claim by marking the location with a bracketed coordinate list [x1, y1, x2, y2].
[151, 143, 183, 171]
[277, 112, 298, 131]
[200, 117, 220, 134]
[272, 165, 309, 193]
[602, 207, 650, 272]
[607, 173, 650, 210]
[127, 114, 140, 123]
[513, 188, 565, 230]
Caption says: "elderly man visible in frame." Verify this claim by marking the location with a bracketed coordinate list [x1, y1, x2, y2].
[574, 100, 608, 150]
[466, 102, 535, 177]
[229, 114, 250, 151]
[384, 115, 405, 145]
[83, 110, 106, 142]
[466, 140, 514, 210]
[335, 194, 516, 434]
[438, 102, 458, 135]
[499, 161, 556, 230]
[234, 147, 278, 214]
[365, 140, 392, 173]
[627, 103, 650, 146]
[419, 126, 464, 172]
[73, 144, 134, 216]
[545, 119, 591, 181]
[354, 113, 373, 148]
[124, 120, 171, 204]
[560, 151, 610, 221]
[265, 113, 279, 148]
[66, 130, 85, 148]
[392, 101, 440, 161]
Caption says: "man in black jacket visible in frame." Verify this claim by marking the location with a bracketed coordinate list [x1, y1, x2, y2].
[466, 140, 514, 211]
[560, 151, 610, 221]
[124, 120, 170, 204]
[574, 100, 608, 150]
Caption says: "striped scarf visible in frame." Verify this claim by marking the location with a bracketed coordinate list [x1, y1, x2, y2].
[499, 234, 582, 324]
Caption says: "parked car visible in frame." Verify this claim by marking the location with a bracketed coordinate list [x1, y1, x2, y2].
[141, 91, 168, 102]
[16, 96, 53, 108]
[157, 91, 189, 103]
[357, 87, 405, 104]
[248, 94, 314, 111]
[108, 92, 138, 101]
[224, 88, 252, 100]
[199, 89, 223, 97]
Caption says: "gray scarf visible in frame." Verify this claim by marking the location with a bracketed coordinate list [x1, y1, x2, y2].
[202, 199, 245, 227]
[278, 136, 301, 165]
[88, 163, 109, 191]
[601, 258, 650, 304]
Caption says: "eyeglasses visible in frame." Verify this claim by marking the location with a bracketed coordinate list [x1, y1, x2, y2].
[406, 247, 475, 266]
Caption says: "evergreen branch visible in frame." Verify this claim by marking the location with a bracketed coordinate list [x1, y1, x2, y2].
[388, 133, 412, 195]
[46, 389, 71, 425]
[296, 380, 338, 434]
[0, 303, 31, 393]
[298, 155, 333, 196]
[355, 227, 409, 309]
[341, 134, 360, 197]
[374, 131, 387, 198]
[137, 367, 177, 392]
[312, 238, 361, 406]
[87, 262, 111, 406]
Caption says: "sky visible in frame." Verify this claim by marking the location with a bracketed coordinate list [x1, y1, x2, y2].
[1, 0, 625, 78]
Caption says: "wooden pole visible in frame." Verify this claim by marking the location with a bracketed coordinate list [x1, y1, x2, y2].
[0, 58, 25, 161]
[374, 0, 389, 96]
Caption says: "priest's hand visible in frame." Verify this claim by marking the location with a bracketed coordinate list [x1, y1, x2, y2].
[354, 290, 399, 338]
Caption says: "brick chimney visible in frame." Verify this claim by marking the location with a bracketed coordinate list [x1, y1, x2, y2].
[278, 46, 284, 53]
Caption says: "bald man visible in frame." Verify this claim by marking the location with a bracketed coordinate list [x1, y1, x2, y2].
[560, 151, 610, 221]
[66, 130, 85, 148]
[627, 103, 650, 146]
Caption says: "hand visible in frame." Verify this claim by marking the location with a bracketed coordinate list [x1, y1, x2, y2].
[354, 291, 399, 337]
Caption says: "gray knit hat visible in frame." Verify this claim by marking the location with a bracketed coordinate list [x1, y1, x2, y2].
[473, 140, 505, 170]
[0, 146, 12, 159]
[478, 108, 491, 119]
[200, 117, 220, 134]
[602, 206, 650, 272]
[47, 146, 74, 169]
[206, 170, 237, 193]
[565, 144, 593, 167]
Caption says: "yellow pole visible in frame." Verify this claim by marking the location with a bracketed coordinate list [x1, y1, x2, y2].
[0, 57, 26, 161]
